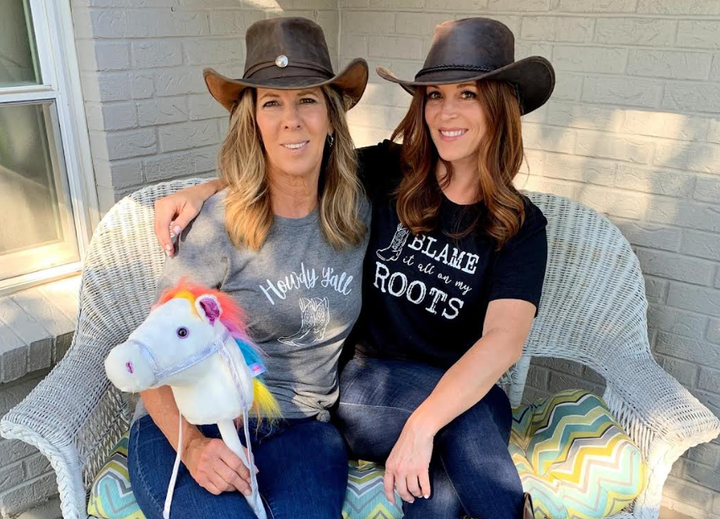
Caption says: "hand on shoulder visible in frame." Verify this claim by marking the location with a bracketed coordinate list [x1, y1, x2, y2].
[154, 179, 226, 256]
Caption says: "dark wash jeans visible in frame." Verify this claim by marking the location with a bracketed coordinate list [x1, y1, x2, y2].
[334, 356, 524, 519]
[128, 414, 348, 519]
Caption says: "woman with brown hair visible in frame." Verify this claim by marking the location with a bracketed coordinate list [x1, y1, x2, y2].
[154, 18, 554, 519]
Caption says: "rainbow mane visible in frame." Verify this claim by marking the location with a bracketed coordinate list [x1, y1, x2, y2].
[156, 279, 281, 421]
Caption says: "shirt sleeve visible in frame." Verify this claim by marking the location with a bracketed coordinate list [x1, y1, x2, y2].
[487, 199, 548, 316]
[155, 196, 229, 298]
[356, 140, 403, 201]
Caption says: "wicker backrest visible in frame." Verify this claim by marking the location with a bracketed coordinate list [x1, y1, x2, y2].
[523, 191, 652, 374]
[72, 182, 650, 486]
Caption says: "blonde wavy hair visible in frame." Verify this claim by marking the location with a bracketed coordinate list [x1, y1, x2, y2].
[218, 86, 366, 251]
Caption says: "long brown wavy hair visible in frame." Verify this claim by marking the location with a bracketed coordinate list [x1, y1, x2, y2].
[219, 86, 366, 251]
[392, 80, 526, 249]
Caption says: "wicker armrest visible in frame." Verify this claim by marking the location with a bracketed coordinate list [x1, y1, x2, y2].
[600, 357, 719, 519]
[1, 178, 212, 519]
[604, 356, 720, 449]
[1, 337, 113, 445]
[0, 329, 121, 519]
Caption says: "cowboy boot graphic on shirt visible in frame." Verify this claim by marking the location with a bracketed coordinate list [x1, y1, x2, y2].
[279, 298, 332, 346]
[312, 297, 330, 339]
[279, 298, 315, 345]
[376, 223, 410, 262]
[293, 297, 331, 346]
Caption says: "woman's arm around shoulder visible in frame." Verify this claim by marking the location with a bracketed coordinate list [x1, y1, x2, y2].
[356, 140, 403, 199]
[154, 178, 227, 256]
[155, 190, 229, 302]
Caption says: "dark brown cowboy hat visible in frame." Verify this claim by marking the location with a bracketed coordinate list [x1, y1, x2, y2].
[205, 17, 369, 111]
[377, 18, 555, 115]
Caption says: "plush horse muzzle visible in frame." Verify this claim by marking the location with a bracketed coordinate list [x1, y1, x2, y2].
[105, 341, 156, 393]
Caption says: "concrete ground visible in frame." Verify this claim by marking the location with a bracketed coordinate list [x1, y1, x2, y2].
[660, 509, 700, 519]
[15, 499, 61, 519]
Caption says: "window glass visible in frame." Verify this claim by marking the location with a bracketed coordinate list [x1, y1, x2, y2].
[0, 0, 41, 87]
[0, 101, 79, 277]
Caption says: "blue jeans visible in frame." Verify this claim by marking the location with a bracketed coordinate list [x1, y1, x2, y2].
[335, 357, 524, 519]
[128, 414, 348, 519]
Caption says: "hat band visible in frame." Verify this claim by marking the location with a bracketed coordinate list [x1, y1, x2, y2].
[415, 63, 494, 80]
[245, 59, 334, 80]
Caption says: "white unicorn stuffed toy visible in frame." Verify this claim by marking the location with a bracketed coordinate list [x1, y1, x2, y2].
[105, 280, 280, 519]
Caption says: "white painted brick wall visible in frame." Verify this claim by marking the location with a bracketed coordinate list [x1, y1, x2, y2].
[338, 1, 720, 516]
[5, 0, 715, 517]
[626, 50, 712, 81]
[71, 0, 339, 208]
[132, 40, 184, 69]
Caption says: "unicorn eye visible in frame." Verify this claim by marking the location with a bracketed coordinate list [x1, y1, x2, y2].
[176, 327, 189, 339]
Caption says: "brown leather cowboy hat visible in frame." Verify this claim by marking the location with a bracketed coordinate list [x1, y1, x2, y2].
[205, 17, 368, 112]
[377, 18, 555, 115]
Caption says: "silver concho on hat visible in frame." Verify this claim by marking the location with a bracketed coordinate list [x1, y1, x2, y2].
[275, 55, 289, 68]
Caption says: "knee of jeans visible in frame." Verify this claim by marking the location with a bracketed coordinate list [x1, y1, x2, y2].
[304, 422, 348, 465]
[322, 425, 348, 460]
[336, 405, 409, 461]
[438, 398, 503, 446]
[334, 406, 370, 453]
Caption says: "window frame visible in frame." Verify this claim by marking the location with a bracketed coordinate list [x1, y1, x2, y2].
[0, 0, 98, 296]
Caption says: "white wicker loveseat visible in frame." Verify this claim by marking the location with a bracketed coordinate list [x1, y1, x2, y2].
[2, 179, 719, 519]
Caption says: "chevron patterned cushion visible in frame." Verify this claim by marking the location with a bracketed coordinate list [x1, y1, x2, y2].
[343, 461, 403, 519]
[88, 390, 645, 519]
[86, 433, 405, 519]
[87, 433, 145, 519]
[511, 389, 647, 519]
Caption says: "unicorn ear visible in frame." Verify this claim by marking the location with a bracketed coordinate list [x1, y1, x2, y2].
[195, 295, 222, 326]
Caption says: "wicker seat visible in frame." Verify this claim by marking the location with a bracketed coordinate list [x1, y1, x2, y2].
[2, 179, 718, 519]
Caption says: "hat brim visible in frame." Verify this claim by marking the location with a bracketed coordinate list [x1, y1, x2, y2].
[204, 58, 369, 112]
[377, 56, 555, 115]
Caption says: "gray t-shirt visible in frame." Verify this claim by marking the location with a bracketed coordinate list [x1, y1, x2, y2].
[135, 189, 370, 421]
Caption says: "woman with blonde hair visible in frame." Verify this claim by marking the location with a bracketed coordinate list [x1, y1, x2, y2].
[128, 17, 370, 519]
[154, 17, 554, 519]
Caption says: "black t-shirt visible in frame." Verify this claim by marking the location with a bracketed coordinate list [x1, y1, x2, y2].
[351, 140, 548, 369]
